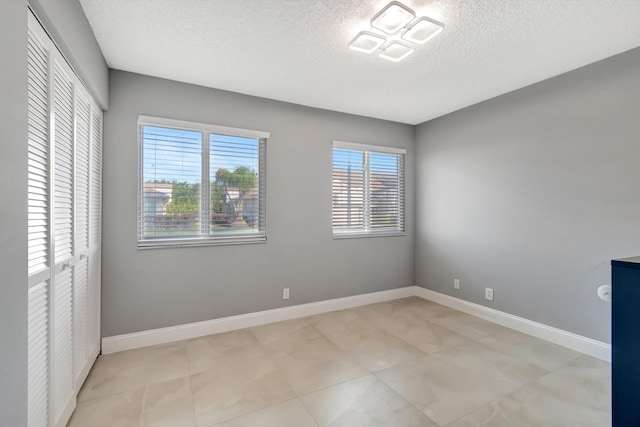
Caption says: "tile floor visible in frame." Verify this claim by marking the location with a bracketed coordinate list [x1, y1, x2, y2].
[68, 297, 611, 427]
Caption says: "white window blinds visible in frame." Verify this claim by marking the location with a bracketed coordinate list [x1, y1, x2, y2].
[141, 126, 203, 238]
[332, 141, 405, 237]
[138, 116, 268, 248]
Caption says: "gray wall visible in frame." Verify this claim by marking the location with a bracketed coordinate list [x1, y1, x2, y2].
[415, 47, 640, 343]
[102, 70, 415, 337]
[29, 0, 109, 108]
[0, 1, 28, 425]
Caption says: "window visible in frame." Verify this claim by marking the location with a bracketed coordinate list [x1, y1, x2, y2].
[332, 141, 405, 237]
[138, 116, 268, 248]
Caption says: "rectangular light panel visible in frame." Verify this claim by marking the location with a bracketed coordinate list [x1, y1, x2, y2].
[371, 1, 415, 35]
[402, 17, 444, 44]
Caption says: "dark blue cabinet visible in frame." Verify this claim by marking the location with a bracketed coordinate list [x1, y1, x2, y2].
[612, 256, 640, 427]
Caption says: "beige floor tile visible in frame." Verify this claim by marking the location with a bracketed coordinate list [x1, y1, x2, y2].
[190, 355, 295, 426]
[446, 355, 611, 427]
[429, 311, 509, 339]
[250, 317, 311, 345]
[69, 301, 611, 427]
[186, 329, 267, 375]
[264, 325, 369, 395]
[325, 321, 425, 371]
[301, 374, 377, 425]
[368, 309, 470, 354]
[550, 355, 611, 407]
[301, 374, 438, 427]
[351, 301, 411, 326]
[307, 309, 363, 336]
[477, 328, 581, 371]
[68, 376, 195, 427]
[377, 355, 516, 426]
[350, 301, 396, 317]
[433, 340, 548, 388]
[568, 354, 612, 372]
[212, 398, 318, 427]
[388, 297, 456, 319]
[78, 342, 190, 401]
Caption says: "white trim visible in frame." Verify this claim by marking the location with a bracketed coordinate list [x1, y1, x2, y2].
[333, 231, 407, 239]
[414, 287, 611, 362]
[138, 115, 270, 139]
[101, 286, 611, 362]
[137, 235, 267, 250]
[333, 140, 407, 154]
[102, 286, 415, 354]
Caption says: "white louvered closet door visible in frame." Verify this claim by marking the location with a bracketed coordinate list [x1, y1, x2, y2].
[52, 48, 77, 426]
[27, 10, 103, 427]
[73, 85, 91, 389]
[27, 17, 52, 427]
[87, 107, 103, 363]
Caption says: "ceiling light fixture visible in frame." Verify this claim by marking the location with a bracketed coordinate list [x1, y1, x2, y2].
[348, 1, 444, 63]
[348, 31, 387, 53]
[370, 1, 415, 35]
[378, 41, 415, 62]
[402, 17, 444, 44]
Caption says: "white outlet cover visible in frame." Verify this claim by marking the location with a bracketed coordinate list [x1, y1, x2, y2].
[485, 288, 494, 301]
[454, 279, 460, 290]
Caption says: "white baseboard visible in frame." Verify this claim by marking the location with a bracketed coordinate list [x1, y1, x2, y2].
[102, 285, 611, 362]
[102, 286, 415, 354]
[414, 287, 611, 362]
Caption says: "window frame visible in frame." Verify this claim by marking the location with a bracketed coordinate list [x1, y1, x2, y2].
[332, 140, 406, 239]
[137, 115, 269, 249]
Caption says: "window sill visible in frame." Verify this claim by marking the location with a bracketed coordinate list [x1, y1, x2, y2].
[138, 236, 266, 250]
[332, 231, 406, 240]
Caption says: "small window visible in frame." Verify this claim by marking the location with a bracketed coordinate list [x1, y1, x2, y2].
[332, 141, 405, 237]
[138, 116, 268, 248]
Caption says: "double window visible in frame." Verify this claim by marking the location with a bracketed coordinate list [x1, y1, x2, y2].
[332, 141, 406, 237]
[138, 116, 267, 248]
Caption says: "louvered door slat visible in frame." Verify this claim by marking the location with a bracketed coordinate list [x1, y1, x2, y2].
[73, 257, 88, 380]
[90, 110, 102, 247]
[53, 59, 74, 263]
[27, 23, 50, 277]
[28, 281, 49, 427]
[53, 268, 73, 423]
[75, 90, 90, 252]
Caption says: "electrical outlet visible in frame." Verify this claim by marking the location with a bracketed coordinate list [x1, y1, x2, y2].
[485, 287, 494, 301]
[454, 279, 460, 290]
[283, 288, 290, 300]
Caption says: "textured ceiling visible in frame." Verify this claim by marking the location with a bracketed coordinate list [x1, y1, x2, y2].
[79, 0, 640, 125]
